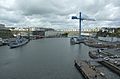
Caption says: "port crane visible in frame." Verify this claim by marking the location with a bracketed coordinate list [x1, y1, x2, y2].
[72, 12, 120, 38]
[72, 12, 95, 38]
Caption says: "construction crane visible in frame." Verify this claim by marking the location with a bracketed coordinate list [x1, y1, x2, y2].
[72, 12, 95, 38]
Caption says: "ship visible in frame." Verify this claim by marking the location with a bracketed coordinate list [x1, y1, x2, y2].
[8, 26, 30, 48]
[9, 36, 29, 48]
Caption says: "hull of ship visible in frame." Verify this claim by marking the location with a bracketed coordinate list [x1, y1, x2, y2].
[9, 39, 29, 48]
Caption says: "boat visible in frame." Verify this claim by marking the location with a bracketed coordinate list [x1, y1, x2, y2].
[89, 50, 103, 59]
[70, 37, 83, 44]
[9, 27, 30, 48]
[74, 59, 107, 79]
[9, 36, 29, 48]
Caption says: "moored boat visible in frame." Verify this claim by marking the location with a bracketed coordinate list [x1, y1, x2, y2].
[70, 37, 84, 45]
[9, 37, 29, 48]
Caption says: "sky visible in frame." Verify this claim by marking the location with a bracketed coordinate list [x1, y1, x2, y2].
[0, 0, 120, 30]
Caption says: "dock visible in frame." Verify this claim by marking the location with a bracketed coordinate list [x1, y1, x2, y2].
[100, 60, 120, 75]
[74, 59, 106, 79]
[89, 50, 120, 75]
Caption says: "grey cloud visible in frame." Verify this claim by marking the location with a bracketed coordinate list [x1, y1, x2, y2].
[0, 5, 14, 11]
[16, 0, 58, 15]
[0, 0, 120, 29]
[0, 10, 24, 23]
[15, 0, 77, 16]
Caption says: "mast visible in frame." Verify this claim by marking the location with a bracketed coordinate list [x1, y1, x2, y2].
[79, 12, 82, 38]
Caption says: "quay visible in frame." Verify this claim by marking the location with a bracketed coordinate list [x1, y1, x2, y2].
[89, 50, 120, 75]
[100, 60, 120, 75]
[74, 59, 106, 79]
[70, 37, 117, 48]
[83, 39, 116, 48]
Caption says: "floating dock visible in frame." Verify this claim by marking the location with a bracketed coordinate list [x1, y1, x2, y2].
[74, 59, 106, 79]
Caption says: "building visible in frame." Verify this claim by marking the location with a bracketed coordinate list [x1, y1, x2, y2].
[8, 26, 58, 39]
[0, 24, 5, 29]
[97, 27, 120, 42]
[101, 27, 115, 33]
[30, 27, 45, 39]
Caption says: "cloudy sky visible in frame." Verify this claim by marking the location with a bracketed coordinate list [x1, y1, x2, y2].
[0, 0, 120, 30]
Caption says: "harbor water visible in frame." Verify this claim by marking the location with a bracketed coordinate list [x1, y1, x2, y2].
[0, 38, 120, 79]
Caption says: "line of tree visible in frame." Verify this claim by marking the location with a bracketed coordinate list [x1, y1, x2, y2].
[0, 29, 14, 39]
[96, 28, 120, 37]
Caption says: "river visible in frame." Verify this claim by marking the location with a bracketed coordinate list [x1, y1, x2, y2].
[0, 38, 119, 79]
